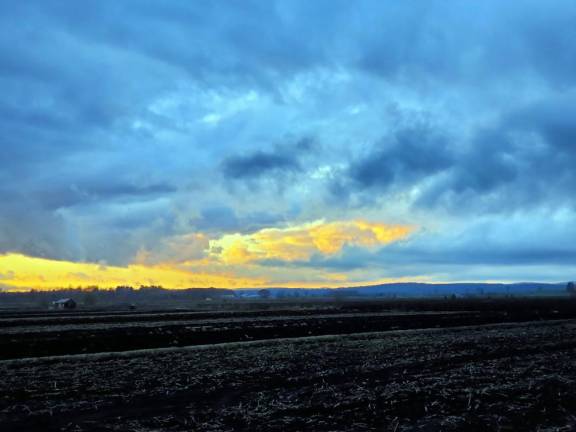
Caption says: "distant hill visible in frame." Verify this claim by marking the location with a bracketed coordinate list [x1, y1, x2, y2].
[237, 282, 567, 298]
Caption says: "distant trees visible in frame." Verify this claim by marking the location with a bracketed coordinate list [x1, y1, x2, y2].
[567, 282, 576, 296]
[115, 285, 134, 293]
[139, 285, 164, 293]
[82, 291, 98, 307]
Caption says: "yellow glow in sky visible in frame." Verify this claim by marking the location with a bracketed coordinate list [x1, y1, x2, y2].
[0, 253, 266, 290]
[0, 219, 415, 291]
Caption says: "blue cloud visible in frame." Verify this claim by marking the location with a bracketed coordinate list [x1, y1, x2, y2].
[223, 151, 301, 180]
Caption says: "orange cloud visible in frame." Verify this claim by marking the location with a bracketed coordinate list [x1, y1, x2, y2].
[210, 220, 413, 264]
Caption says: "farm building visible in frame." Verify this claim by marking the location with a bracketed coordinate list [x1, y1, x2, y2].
[51, 298, 77, 310]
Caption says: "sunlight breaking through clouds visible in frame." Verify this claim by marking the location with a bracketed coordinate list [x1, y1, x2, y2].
[209, 220, 414, 264]
[0, 220, 414, 290]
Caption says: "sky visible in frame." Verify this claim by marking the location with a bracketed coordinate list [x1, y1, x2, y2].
[1, 0, 576, 290]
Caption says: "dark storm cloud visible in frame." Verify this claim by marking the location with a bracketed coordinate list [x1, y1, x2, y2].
[511, 96, 576, 151]
[341, 126, 453, 194]
[221, 138, 315, 190]
[415, 95, 576, 213]
[223, 151, 301, 180]
[336, 91, 576, 214]
[411, 130, 523, 212]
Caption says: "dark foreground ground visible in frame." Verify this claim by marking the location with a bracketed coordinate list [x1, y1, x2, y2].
[1, 298, 576, 431]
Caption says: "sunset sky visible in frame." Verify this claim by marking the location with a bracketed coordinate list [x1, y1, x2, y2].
[1, 1, 576, 290]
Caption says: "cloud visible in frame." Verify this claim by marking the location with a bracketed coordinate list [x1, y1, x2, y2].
[334, 125, 453, 202]
[222, 150, 300, 180]
[220, 138, 316, 191]
[331, 88, 576, 217]
[209, 220, 414, 264]
[414, 93, 576, 214]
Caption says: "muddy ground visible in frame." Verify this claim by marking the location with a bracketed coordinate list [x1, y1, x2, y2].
[2, 297, 576, 360]
[1, 317, 576, 431]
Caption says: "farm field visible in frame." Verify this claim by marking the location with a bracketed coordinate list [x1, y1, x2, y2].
[2, 298, 576, 360]
[1, 298, 576, 431]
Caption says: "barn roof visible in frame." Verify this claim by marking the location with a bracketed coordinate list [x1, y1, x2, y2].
[53, 298, 75, 303]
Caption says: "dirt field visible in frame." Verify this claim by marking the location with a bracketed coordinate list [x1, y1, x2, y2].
[1, 298, 575, 360]
[1, 299, 576, 431]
